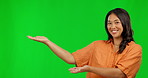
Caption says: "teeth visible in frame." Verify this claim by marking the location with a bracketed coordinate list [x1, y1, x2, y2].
[112, 30, 118, 32]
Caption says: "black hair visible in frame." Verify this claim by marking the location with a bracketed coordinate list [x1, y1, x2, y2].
[105, 8, 134, 54]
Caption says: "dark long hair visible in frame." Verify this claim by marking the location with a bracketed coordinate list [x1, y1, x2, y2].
[105, 8, 134, 54]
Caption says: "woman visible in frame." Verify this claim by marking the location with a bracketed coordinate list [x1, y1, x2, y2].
[27, 8, 142, 78]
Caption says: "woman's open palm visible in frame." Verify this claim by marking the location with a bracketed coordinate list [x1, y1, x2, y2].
[27, 36, 49, 43]
[69, 65, 90, 73]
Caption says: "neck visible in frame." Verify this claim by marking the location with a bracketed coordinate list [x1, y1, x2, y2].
[113, 37, 123, 46]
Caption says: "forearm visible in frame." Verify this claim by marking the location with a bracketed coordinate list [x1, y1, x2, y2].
[88, 66, 125, 78]
[44, 40, 75, 64]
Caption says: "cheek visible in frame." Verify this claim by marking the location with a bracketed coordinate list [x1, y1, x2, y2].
[121, 28, 123, 33]
[119, 25, 123, 32]
[107, 26, 110, 31]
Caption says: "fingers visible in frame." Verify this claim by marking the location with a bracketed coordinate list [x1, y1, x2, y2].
[68, 67, 81, 73]
[69, 65, 90, 73]
[27, 36, 49, 43]
[27, 36, 41, 42]
[68, 67, 77, 71]
[27, 36, 33, 39]
[27, 36, 36, 40]
[27, 36, 42, 39]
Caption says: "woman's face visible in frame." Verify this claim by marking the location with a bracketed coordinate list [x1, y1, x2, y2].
[107, 13, 123, 39]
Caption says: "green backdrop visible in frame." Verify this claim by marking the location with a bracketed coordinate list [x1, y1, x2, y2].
[0, 0, 147, 78]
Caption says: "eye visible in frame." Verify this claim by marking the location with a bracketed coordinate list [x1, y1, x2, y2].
[115, 21, 120, 24]
[107, 22, 112, 25]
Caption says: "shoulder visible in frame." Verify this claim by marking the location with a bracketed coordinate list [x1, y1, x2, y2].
[128, 41, 142, 51]
[93, 40, 109, 46]
[123, 41, 142, 56]
[93, 40, 108, 43]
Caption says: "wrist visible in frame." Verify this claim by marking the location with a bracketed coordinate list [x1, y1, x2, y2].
[83, 65, 91, 72]
[87, 66, 92, 72]
[44, 40, 51, 45]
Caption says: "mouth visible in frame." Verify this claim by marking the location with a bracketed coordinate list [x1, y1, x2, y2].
[111, 30, 119, 34]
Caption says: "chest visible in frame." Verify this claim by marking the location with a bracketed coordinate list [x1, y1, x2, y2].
[89, 45, 121, 68]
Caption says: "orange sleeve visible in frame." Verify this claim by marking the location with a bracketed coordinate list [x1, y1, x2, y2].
[115, 45, 142, 78]
[72, 41, 95, 67]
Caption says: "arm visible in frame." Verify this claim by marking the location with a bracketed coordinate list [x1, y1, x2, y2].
[27, 36, 75, 64]
[89, 66, 126, 78]
[69, 65, 126, 78]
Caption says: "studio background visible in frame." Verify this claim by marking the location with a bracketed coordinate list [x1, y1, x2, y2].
[0, 0, 147, 78]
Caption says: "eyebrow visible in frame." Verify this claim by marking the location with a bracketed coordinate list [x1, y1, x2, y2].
[114, 19, 120, 21]
[108, 19, 120, 22]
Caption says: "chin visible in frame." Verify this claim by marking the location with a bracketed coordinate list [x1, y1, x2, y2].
[111, 34, 120, 38]
[112, 36, 122, 39]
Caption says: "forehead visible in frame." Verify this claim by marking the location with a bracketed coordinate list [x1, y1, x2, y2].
[108, 13, 120, 21]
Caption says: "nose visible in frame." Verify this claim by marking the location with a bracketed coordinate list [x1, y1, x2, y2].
[110, 23, 116, 29]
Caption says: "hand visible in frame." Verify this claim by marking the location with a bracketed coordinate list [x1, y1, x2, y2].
[68, 65, 90, 73]
[27, 36, 50, 44]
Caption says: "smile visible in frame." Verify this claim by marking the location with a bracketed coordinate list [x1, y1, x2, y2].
[111, 30, 118, 34]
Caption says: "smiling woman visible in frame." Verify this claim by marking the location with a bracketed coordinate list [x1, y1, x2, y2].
[107, 13, 123, 38]
[107, 13, 124, 52]
[105, 8, 134, 54]
[27, 8, 142, 78]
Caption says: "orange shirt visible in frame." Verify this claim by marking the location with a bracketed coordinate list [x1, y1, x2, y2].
[72, 40, 142, 78]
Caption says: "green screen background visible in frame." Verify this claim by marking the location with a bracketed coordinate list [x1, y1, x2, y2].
[0, 0, 147, 78]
